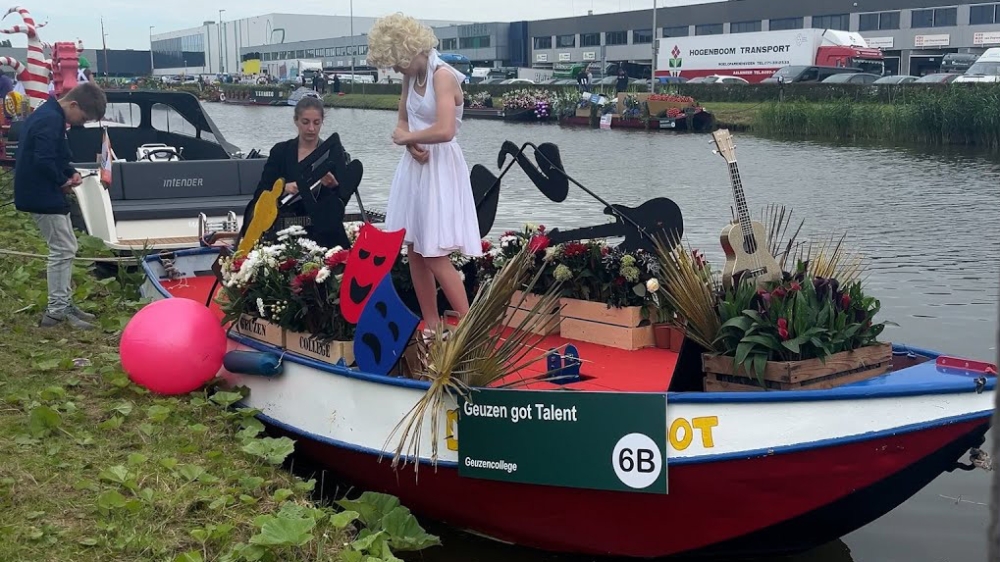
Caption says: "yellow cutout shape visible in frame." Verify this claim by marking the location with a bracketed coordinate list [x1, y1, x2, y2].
[238, 178, 285, 255]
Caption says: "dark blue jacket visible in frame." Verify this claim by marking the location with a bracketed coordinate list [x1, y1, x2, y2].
[14, 96, 76, 215]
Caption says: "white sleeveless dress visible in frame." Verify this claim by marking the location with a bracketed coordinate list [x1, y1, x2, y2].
[384, 50, 483, 259]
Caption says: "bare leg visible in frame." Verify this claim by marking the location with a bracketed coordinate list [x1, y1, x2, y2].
[406, 246, 441, 330]
[423, 254, 470, 319]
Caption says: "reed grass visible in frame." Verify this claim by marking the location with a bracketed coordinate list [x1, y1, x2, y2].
[753, 85, 1000, 150]
[384, 244, 565, 476]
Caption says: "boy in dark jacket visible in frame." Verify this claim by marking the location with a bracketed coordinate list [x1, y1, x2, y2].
[14, 82, 107, 329]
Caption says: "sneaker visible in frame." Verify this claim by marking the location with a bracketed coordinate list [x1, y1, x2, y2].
[39, 312, 95, 331]
[67, 305, 97, 322]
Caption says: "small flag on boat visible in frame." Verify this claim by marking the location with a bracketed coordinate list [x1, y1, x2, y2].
[99, 127, 116, 187]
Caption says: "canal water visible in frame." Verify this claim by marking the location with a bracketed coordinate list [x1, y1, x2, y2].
[205, 103, 999, 562]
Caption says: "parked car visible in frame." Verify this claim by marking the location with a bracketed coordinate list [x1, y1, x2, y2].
[699, 74, 749, 85]
[914, 73, 962, 84]
[761, 65, 863, 83]
[821, 72, 881, 84]
[873, 75, 918, 84]
[941, 53, 980, 74]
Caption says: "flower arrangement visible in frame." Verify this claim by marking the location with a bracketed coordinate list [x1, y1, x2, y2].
[465, 91, 493, 109]
[500, 88, 553, 112]
[621, 94, 642, 119]
[476, 224, 557, 294]
[218, 225, 355, 341]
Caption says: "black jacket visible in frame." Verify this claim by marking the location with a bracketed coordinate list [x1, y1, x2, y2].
[239, 137, 351, 248]
[14, 96, 77, 214]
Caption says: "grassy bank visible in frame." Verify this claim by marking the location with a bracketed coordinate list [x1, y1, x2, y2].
[754, 87, 1000, 149]
[321, 93, 760, 129]
[0, 177, 438, 561]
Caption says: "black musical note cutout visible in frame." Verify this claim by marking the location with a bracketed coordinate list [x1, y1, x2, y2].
[498, 140, 569, 203]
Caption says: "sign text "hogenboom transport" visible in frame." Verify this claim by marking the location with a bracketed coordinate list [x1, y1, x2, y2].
[689, 44, 791, 57]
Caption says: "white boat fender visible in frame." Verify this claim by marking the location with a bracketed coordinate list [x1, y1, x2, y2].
[223, 350, 283, 377]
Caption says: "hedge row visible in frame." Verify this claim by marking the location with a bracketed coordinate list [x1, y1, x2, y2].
[218, 81, 1000, 104]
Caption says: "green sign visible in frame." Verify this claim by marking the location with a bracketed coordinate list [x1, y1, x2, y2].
[457, 389, 667, 494]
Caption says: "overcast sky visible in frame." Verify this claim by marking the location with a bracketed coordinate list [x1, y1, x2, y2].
[17, 0, 715, 50]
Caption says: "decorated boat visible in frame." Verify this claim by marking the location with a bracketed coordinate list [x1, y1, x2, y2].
[133, 136, 996, 559]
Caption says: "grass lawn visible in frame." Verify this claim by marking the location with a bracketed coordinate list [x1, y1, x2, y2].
[0, 177, 438, 561]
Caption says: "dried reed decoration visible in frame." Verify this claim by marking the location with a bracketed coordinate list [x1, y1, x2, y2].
[382, 243, 565, 477]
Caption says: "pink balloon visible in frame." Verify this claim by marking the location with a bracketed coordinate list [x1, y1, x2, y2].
[120, 298, 227, 395]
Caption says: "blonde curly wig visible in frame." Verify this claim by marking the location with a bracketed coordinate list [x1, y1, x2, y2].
[366, 13, 439, 69]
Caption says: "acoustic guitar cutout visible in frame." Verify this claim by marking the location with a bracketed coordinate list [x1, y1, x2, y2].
[237, 177, 285, 255]
[546, 197, 685, 254]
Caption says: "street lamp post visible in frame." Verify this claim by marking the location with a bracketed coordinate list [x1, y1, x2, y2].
[350, 0, 355, 92]
[149, 26, 154, 76]
[650, 0, 657, 93]
[218, 9, 225, 75]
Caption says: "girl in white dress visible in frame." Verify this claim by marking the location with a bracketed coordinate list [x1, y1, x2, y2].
[367, 13, 483, 335]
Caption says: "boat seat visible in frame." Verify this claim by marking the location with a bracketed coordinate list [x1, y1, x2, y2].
[112, 195, 250, 221]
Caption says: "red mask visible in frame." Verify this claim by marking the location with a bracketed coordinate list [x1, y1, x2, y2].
[340, 223, 405, 324]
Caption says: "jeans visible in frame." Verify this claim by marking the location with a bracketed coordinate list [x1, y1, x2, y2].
[31, 213, 77, 316]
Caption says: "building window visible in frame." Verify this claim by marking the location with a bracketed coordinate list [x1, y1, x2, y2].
[295, 50, 305, 58]
[858, 11, 900, 30]
[557, 34, 576, 48]
[730, 20, 761, 33]
[912, 7, 958, 27]
[812, 14, 849, 31]
[441, 38, 457, 50]
[769, 17, 803, 30]
[605, 30, 627, 45]
[695, 23, 723, 35]
[459, 36, 490, 49]
[533, 36, 552, 49]
[358, 45, 368, 55]
[970, 3, 998, 24]
[633, 29, 653, 44]
[581, 32, 600, 47]
[662, 25, 688, 37]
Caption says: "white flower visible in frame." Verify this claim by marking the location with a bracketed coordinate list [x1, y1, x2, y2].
[544, 246, 559, 262]
[256, 297, 266, 318]
[324, 246, 344, 260]
[315, 267, 331, 284]
[276, 225, 307, 239]
[646, 278, 661, 293]
[458, 270, 465, 282]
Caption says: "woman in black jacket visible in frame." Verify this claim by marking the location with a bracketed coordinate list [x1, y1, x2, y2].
[239, 97, 347, 248]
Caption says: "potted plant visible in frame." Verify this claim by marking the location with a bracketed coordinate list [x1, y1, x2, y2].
[652, 220, 895, 391]
[549, 238, 661, 350]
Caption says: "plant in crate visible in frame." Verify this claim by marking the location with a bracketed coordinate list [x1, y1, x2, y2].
[713, 260, 892, 384]
[651, 205, 895, 390]
[219, 225, 355, 342]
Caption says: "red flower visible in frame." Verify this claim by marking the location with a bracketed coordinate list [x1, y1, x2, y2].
[601, 246, 611, 256]
[537, 224, 546, 233]
[777, 318, 790, 340]
[481, 239, 493, 252]
[231, 257, 246, 272]
[562, 242, 588, 258]
[789, 281, 802, 292]
[840, 293, 851, 308]
[614, 276, 626, 286]
[772, 286, 787, 299]
[291, 269, 319, 294]
[324, 249, 350, 269]
[278, 258, 298, 272]
[528, 235, 550, 253]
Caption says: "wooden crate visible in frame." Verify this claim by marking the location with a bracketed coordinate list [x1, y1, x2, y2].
[702, 342, 893, 392]
[286, 331, 355, 367]
[559, 298, 654, 351]
[504, 290, 560, 336]
[235, 314, 285, 348]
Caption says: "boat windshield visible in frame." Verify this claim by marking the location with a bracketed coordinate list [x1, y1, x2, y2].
[852, 58, 885, 75]
[965, 61, 1000, 76]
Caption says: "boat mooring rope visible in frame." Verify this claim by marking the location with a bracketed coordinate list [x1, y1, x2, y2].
[0, 248, 136, 263]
